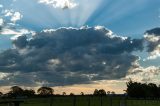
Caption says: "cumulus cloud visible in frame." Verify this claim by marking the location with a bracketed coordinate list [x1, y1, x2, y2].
[3, 9, 23, 23]
[0, 27, 35, 39]
[144, 27, 160, 60]
[0, 18, 3, 26]
[0, 8, 33, 39]
[10, 12, 22, 23]
[38, 0, 78, 9]
[127, 66, 160, 83]
[0, 18, 4, 32]
[0, 26, 144, 87]
[145, 27, 160, 36]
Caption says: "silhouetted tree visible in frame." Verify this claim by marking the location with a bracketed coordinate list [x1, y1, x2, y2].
[147, 83, 158, 98]
[107, 91, 111, 95]
[70, 93, 74, 96]
[99, 89, 106, 96]
[23, 89, 35, 97]
[62, 92, 66, 96]
[80, 92, 84, 95]
[9, 86, 24, 97]
[37, 87, 54, 96]
[93, 89, 99, 95]
[126, 80, 146, 98]
[93, 89, 106, 96]
[126, 79, 160, 98]
[0, 92, 3, 97]
[111, 91, 115, 95]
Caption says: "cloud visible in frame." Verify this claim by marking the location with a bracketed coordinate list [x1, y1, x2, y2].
[0, 27, 35, 39]
[10, 12, 23, 23]
[145, 27, 160, 36]
[144, 27, 160, 60]
[3, 9, 23, 23]
[0, 26, 144, 87]
[0, 72, 11, 80]
[0, 8, 33, 39]
[0, 18, 4, 32]
[0, 4, 3, 8]
[127, 66, 160, 83]
[0, 18, 3, 26]
[38, 0, 78, 9]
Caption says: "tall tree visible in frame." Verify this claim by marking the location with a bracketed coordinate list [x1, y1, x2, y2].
[9, 86, 24, 97]
[93, 89, 99, 95]
[62, 92, 66, 96]
[0, 92, 3, 97]
[99, 89, 106, 96]
[37, 87, 54, 96]
[80, 92, 84, 95]
[70, 93, 74, 96]
[111, 91, 115, 95]
[126, 80, 160, 98]
[93, 89, 106, 96]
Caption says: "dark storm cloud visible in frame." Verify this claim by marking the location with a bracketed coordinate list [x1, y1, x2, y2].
[0, 26, 2, 31]
[145, 27, 160, 36]
[0, 27, 144, 86]
[144, 27, 160, 53]
[13, 36, 28, 48]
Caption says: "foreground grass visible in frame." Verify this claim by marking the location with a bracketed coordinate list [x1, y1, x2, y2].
[1, 96, 160, 106]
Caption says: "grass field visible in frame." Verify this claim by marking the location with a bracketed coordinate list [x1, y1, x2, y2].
[1, 96, 160, 106]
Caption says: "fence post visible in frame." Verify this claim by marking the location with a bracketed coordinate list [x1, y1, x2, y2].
[50, 97, 53, 106]
[100, 96, 103, 106]
[124, 97, 127, 106]
[88, 96, 90, 106]
[110, 96, 112, 106]
[119, 97, 121, 106]
[73, 96, 76, 106]
[119, 97, 127, 106]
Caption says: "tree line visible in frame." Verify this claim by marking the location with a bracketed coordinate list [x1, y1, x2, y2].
[126, 80, 160, 98]
[0, 86, 115, 98]
[1, 80, 159, 98]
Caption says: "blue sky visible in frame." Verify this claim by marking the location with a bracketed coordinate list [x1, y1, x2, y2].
[0, 0, 160, 94]
[1, 0, 160, 36]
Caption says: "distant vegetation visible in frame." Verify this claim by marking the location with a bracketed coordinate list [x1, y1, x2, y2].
[0, 80, 160, 106]
[0, 80, 160, 99]
[126, 79, 160, 98]
[0, 86, 116, 98]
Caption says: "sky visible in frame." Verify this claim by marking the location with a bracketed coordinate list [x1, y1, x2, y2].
[0, 0, 160, 94]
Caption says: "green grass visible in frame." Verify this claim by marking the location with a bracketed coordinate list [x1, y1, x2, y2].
[1, 96, 160, 106]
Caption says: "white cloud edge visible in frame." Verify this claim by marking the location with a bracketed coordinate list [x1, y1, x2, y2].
[38, 0, 78, 9]
[143, 34, 160, 61]
[3, 9, 23, 23]
[0, 18, 4, 26]
[126, 66, 160, 83]
[1, 28, 36, 40]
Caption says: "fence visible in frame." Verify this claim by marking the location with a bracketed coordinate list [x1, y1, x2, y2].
[0, 96, 160, 106]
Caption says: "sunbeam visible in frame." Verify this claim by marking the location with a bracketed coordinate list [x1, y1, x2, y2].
[1, 0, 158, 30]
[76, 0, 103, 26]
[90, 0, 149, 25]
